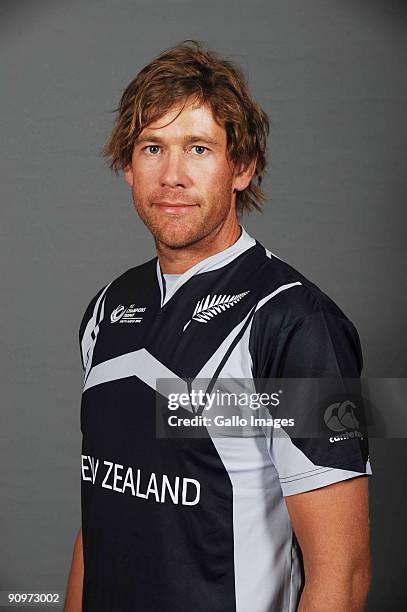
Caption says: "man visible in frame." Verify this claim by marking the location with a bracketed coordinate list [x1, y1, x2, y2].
[64, 40, 371, 611]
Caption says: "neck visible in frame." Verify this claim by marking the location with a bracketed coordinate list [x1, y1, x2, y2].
[156, 217, 241, 274]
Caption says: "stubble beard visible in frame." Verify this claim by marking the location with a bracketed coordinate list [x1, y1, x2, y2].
[132, 184, 234, 250]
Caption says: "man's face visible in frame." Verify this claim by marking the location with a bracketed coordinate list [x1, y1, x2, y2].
[124, 99, 250, 249]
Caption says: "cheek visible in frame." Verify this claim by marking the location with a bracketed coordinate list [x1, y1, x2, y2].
[131, 168, 154, 200]
[195, 162, 233, 194]
[208, 166, 234, 198]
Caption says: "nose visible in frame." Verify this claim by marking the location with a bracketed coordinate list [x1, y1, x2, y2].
[159, 149, 189, 188]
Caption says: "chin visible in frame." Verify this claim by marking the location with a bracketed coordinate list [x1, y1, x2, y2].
[155, 220, 208, 250]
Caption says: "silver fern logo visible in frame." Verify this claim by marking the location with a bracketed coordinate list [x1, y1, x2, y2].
[183, 291, 250, 332]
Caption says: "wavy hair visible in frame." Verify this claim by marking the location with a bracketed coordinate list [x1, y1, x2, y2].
[101, 40, 270, 215]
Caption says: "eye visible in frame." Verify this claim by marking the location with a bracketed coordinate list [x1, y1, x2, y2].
[192, 145, 208, 155]
[145, 145, 160, 154]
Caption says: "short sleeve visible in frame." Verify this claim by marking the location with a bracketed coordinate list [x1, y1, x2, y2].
[254, 309, 372, 496]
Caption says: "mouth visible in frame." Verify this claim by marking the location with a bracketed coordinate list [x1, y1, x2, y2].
[153, 201, 199, 213]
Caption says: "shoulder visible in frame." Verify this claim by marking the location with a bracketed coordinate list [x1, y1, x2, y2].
[249, 240, 363, 376]
[252, 240, 358, 333]
[78, 257, 157, 337]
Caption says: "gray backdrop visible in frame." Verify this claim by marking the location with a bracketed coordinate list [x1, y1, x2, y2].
[1, 0, 406, 610]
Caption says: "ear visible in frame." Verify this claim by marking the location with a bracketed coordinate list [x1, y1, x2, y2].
[123, 164, 134, 188]
[232, 157, 257, 192]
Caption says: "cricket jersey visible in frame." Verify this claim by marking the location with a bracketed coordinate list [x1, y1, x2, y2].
[79, 225, 371, 611]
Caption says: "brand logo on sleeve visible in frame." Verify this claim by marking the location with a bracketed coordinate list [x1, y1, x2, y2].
[183, 291, 250, 332]
[324, 400, 363, 443]
[110, 304, 146, 324]
[324, 400, 359, 432]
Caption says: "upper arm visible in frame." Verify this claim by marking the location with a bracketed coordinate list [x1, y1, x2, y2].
[285, 476, 371, 570]
[285, 476, 370, 581]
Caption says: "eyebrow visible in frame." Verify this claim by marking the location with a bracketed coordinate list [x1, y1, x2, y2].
[134, 134, 221, 147]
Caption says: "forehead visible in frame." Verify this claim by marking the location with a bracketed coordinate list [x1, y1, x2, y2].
[138, 100, 226, 142]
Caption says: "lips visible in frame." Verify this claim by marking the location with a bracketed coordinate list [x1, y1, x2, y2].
[153, 201, 196, 207]
[152, 201, 199, 214]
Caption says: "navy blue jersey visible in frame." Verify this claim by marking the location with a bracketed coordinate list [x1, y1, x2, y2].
[79, 226, 370, 611]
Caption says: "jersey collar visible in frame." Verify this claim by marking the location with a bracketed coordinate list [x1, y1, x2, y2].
[156, 225, 256, 308]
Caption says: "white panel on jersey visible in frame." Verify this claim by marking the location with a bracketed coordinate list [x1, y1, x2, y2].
[83, 347, 188, 398]
[254, 281, 302, 313]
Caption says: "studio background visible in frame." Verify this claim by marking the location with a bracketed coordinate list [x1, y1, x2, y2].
[1, 1, 406, 610]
